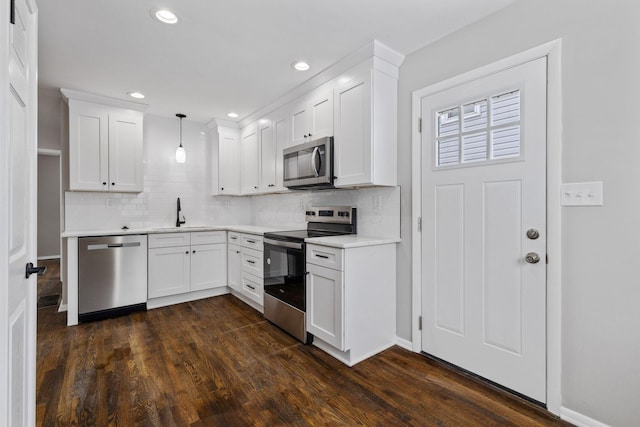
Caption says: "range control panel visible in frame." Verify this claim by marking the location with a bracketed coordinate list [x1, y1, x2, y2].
[305, 206, 355, 224]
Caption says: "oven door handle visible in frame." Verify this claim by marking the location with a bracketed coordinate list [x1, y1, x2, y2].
[264, 238, 303, 250]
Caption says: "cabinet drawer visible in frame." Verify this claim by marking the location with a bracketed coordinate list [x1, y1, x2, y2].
[149, 232, 191, 249]
[241, 234, 263, 251]
[228, 231, 241, 244]
[240, 271, 263, 305]
[191, 231, 226, 245]
[306, 244, 344, 271]
[241, 247, 263, 277]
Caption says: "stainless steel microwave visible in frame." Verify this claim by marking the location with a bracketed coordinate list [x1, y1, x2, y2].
[283, 137, 334, 189]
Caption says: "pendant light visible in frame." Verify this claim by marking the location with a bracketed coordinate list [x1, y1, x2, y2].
[175, 113, 186, 163]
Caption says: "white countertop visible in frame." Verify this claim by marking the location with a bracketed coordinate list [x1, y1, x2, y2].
[61, 225, 400, 249]
[61, 224, 286, 238]
[305, 235, 401, 249]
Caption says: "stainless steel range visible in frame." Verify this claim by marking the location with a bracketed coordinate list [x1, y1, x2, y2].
[263, 206, 357, 343]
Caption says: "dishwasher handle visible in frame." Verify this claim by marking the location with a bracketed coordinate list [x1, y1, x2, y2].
[87, 242, 142, 250]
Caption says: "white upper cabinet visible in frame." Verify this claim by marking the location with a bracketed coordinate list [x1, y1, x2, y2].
[272, 112, 289, 192]
[218, 126, 241, 195]
[65, 95, 144, 193]
[259, 119, 276, 191]
[108, 110, 144, 192]
[240, 124, 260, 194]
[333, 58, 398, 187]
[290, 85, 333, 146]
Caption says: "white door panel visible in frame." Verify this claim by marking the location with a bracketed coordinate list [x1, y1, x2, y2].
[4, 0, 37, 425]
[421, 58, 547, 402]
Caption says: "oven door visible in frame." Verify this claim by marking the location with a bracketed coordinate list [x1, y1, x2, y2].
[263, 238, 306, 311]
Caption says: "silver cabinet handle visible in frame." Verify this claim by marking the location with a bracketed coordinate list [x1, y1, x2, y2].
[525, 252, 540, 264]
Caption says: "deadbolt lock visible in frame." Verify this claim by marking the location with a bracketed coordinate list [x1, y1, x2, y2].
[526, 228, 540, 240]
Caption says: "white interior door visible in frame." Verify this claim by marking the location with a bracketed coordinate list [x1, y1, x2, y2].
[420, 58, 547, 402]
[3, 0, 38, 425]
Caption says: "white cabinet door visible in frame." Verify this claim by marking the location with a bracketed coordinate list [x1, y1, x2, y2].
[240, 126, 260, 194]
[290, 100, 308, 146]
[259, 120, 276, 191]
[334, 69, 372, 187]
[308, 87, 333, 139]
[306, 263, 344, 350]
[148, 246, 191, 298]
[333, 62, 397, 188]
[273, 115, 289, 191]
[68, 100, 109, 191]
[289, 86, 334, 147]
[228, 244, 242, 291]
[108, 111, 143, 192]
[218, 127, 240, 195]
[190, 243, 227, 292]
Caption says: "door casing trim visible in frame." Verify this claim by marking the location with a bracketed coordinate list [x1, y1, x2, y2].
[410, 39, 562, 415]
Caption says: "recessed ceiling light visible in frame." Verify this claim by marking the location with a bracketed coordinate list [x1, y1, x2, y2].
[152, 8, 178, 24]
[227, 112, 239, 118]
[292, 61, 310, 71]
[127, 91, 145, 99]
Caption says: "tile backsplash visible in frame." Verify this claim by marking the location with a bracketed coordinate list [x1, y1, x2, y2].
[65, 114, 400, 238]
[251, 186, 401, 238]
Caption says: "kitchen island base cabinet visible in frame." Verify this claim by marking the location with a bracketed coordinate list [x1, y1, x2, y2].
[306, 243, 396, 366]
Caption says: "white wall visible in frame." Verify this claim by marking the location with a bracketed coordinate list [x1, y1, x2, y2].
[397, 0, 640, 425]
[38, 87, 62, 150]
[37, 154, 60, 258]
[64, 115, 251, 231]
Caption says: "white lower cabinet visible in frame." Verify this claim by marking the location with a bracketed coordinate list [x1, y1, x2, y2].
[227, 232, 264, 310]
[148, 246, 191, 298]
[306, 263, 344, 349]
[227, 243, 242, 291]
[306, 242, 397, 366]
[148, 231, 227, 300]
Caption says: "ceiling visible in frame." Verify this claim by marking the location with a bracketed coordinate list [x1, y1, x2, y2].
[38, 0, 517, 123]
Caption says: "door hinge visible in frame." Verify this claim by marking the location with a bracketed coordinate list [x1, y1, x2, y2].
[418, 117, 422, 133]
[417, 216, 422, 232]
[418, 316, 422, 331]
[10, 0, 15, 24]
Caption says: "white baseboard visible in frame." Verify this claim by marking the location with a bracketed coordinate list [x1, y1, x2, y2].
[38, 255, 60, 260]
[561, 407, 609, 427]
[395, 336, 413, 351]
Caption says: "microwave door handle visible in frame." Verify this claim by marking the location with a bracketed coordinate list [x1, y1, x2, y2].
[311, 146, 320, 177]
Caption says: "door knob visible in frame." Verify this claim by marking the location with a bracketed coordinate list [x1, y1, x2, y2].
[25, 262, 46, 279]
[526, 228, 540, 240]
[525, 252, 540, 264]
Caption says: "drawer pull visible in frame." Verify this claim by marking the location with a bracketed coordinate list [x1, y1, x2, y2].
[246, 239, 256, 244]
[316, 254, 329, 259]
[230, 236, 238, 240]
[246, 284, 256, 290]
[246, 260, 255, 264]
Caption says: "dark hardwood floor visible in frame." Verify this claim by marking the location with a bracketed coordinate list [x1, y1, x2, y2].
[37, 261, 568, 426]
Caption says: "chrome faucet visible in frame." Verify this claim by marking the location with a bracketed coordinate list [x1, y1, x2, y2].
[176, 197, 186, 227]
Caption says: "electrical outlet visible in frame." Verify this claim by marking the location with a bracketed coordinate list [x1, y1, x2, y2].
[373, 195, 382, 212]
[561, 182, 603, 206]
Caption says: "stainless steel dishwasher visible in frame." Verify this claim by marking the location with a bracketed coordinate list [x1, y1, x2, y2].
[78, 234, 148, 322]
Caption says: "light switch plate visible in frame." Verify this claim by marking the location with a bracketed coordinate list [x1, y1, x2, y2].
[561, 181, 603, 206]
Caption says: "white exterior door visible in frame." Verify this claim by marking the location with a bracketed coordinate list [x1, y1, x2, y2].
[2, 0, 38, 425]
[420, 58, 547, 402]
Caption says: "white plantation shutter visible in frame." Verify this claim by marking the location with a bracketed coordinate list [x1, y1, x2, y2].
[434, 89, 522, 167]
